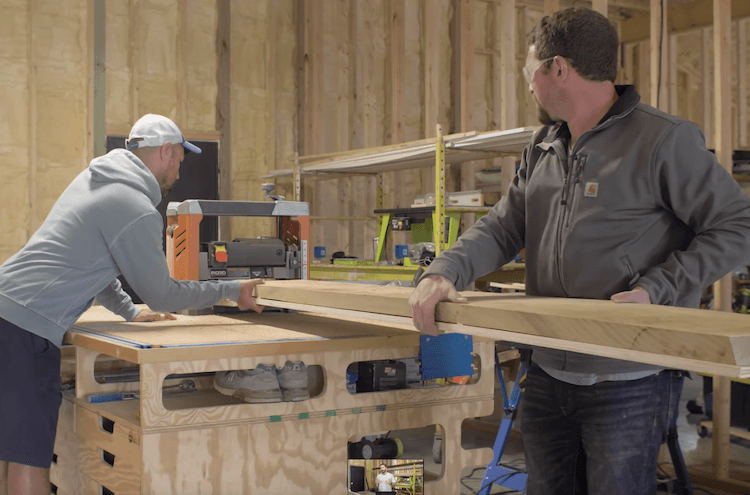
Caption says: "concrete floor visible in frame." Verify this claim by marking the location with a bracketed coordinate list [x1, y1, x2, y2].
[384, 372, 750, 495]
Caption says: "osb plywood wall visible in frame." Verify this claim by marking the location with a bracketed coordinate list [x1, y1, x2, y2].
[105, 1, 220, 134]
[1, 0, 92, 263]
[623, 19, 750, 196]
[293, 0, 546, 258]
[2, 0, 750, 265]
[296, 0, 456, 259]
[623, 21, 750, 151]
[105, 1, 295, 240]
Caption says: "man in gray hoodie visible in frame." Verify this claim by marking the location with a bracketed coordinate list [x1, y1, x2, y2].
[410, 7, 750, 495]
[0, 114, 262, 495]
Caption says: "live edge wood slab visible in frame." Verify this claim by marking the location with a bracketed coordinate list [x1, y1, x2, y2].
[255, 280, 750, 378]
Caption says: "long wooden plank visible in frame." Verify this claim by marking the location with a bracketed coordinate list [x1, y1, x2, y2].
[256, 297, 750, 378]
[254, 280, 750, 375]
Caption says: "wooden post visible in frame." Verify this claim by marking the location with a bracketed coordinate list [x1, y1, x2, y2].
[500, 0, 516, 134]
[424, 0, 438, 139]
[310, 0, 324, 156]
[385, 0, 405, 259]
[544, 0, 559, 15]
[491, 2, 502, 131]
[391, 0, 405, 145]
[669, 34, 678, 115]
[500, 0, 517, 195]
[712, 0, 732, 480]
[703, 27, 713, 149]
[623, 43, 634, 85]
[87, 0, 94, 165]
[458, 0, 474, 133]
[591, 0, 608, 16]
[307, 0, 325, 252]
[217, 0, 231, 240]
[638, 39, 650, 103]
[296, 0, 306, 158]
[650, 0, 669, 111]
[739, 19, 748, 148]
[92, 0, 105, 159]
[335, 0, 351, 257]
[458, 0, 475, 234]
[26, 0, 38, 236]
[294, 152, 301, 202]
[177, 1, 188, 130]
[361, 1, 377, 151]
[129, 0, 139, 124]
[614, 19, 623, 85]
[266, 0, 278, 175]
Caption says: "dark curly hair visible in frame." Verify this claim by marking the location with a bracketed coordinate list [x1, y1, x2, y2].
[526, 7, 618, 83]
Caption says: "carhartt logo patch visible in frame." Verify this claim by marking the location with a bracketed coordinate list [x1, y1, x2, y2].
[584, 182, 599, 198]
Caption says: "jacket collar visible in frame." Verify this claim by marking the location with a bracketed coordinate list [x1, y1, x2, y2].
[537, 85, 641, 151]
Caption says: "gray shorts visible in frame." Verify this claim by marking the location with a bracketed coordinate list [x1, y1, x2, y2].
[0, 317, 61, 467]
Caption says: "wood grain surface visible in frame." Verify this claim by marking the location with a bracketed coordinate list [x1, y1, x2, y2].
[255, 280, 750, 374]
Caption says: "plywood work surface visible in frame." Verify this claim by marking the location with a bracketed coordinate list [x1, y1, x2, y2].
[255, 280, 750, 375]
[67, 307, 420, 364]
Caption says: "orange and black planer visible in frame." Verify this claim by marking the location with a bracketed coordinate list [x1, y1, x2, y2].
[166, 199, 310, 281]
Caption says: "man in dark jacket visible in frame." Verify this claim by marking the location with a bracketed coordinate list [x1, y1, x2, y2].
[410, 7, 750, 494]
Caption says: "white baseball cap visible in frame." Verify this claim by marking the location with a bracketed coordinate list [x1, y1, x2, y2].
[125, 114, 201, 154]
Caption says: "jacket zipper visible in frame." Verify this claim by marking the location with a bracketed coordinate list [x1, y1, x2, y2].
[565, 155, 585, 229]
[555, 151, 573, 295]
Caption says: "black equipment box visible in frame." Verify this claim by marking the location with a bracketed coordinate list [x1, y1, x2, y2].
[356, 360, 406, 392]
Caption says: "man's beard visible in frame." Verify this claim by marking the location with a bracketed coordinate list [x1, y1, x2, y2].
[159, 178, 174, 198]
[537, 105, 559, 126]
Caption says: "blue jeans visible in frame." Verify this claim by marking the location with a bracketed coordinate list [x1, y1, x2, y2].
[519, 363, 684, 495]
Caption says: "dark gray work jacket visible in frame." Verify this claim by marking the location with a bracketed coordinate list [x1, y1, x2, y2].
[425, 85, 750, 383]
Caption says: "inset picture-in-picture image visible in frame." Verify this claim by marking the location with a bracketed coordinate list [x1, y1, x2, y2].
[348, 458, 424, 495]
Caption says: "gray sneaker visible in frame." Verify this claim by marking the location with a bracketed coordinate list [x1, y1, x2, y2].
[213, 364, 282, 403]
[277, 361, 310, 402]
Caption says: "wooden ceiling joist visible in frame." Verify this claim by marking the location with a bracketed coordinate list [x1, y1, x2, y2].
[622, 0, 750, 43]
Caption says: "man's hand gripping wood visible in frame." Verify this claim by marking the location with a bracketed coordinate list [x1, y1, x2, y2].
[238, 279, 265, 313]
[409, 275, 467, 336]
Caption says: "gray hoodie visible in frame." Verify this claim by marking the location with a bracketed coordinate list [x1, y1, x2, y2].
[0, 148, 240, 347]
[425, 86, 750, 384]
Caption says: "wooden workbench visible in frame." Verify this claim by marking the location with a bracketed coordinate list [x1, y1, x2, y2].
[52, 307, 495, 495]
[252, 280, 750, 491]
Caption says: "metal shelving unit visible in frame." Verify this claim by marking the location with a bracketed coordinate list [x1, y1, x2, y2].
[263, 125, 539, 282]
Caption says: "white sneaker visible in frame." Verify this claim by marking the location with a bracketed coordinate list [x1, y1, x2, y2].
[277, 361, 310, 402]
[213, 364, 282, 403]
